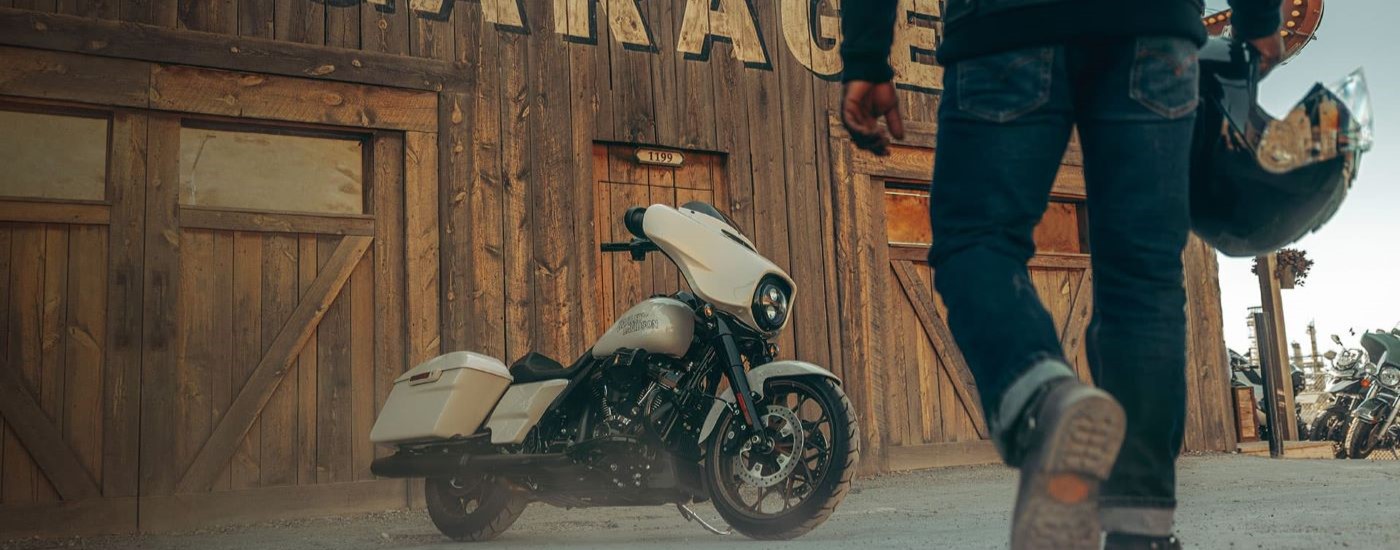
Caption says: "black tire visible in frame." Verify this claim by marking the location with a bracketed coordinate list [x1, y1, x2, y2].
[1344, 418, 1381, 460]
[1308, 410, 1341, 442]
[704, 377, 859, 540]
[424, 476, 527, 542]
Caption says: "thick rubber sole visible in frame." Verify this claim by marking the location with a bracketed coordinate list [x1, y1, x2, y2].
[1010, 386, 1126, 550]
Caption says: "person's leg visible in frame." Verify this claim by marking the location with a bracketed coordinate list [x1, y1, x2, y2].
[932, 46, 1127, 550]
[1073, 36, 1198, 541]
[930, 45, 1075, 438]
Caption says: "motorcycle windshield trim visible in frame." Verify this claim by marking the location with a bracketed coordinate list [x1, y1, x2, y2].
[680, 201, 745, 237]
[1361, 332, 1400, 370]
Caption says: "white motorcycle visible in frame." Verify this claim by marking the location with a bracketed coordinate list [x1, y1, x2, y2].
[369, 202, 859, 541]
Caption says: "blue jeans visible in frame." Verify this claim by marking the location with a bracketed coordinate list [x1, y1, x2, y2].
[929, 37, 1198, 515]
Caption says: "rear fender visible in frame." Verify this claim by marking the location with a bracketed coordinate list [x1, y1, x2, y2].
[697, 360, 839, 444]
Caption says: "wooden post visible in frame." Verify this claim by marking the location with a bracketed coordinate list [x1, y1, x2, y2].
[1256, 254, 1298, 444]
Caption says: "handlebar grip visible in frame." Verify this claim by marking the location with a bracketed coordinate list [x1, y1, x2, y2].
[624, 207, 647, 239]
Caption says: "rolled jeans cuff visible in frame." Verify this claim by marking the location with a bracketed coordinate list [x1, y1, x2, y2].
[991, 357, 1076, 461]
[1100, 501, 1177, 537]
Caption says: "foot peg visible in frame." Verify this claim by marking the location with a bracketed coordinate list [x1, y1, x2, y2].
[676, 503, 731, 536]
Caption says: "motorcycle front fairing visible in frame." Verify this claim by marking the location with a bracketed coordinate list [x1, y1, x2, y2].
[641, 203, 795, 333]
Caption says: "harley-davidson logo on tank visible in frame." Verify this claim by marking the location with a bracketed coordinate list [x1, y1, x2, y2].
[364, 0, 943, 93]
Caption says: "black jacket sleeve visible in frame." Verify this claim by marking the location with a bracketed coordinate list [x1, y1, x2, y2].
[839, 0, 898, 83]
[1228, 0, 1283, 40]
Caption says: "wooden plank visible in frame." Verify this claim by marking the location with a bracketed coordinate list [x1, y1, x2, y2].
[4, 226, 43, 504]
[1028, 253, 1092, 270]
[0, 200, 110, 225]
[672, 0, 714, 149]
[294, 235, 318, 484]
[1256, 253, 1297, 441]
[584, 0, 615, 142]
[0, 358, 101, 500]
[139, 479, 408, 533]
[0, 497, 137, 538]
[63, 226, 108, 485]
[370, 132, 405, 464]
[149, 64, 437, 132]
[360, 0, 408, 55]
[404, 131, 440, 366]
[0, 45, 149, 107]
[592, 174, 615, 336]
[892, 260, 988, 438]
[230, 232, 263, 489]
[258, 234, 297, 486]
[1058, 269, 1094, 368]
[500, 31, 532, 365]
[455, 8, 506, 360]
[326, 0, 361, 50]
[174, 230, 215, 492]
[103, 110, 144, 498]
[139, 114, 181, 497]
[316, 236, 353, 485]
[0, 227, 10, 502]
[885, 440, 999, 472]
[647, 0, 678, 145]
[882, 269, 909, 447]
[176, 235, 371, 494]
[238, 0, 275, 39]
[37, 224, 69, 502]
[609, 9, 653, 143]
[69, 0, 120, 19]
[349, 249, 374, 480]
[180, 207, 374, 236]
[437, 92, 470, 354]
[0, 9, 464, 91]
[272, 0, 323, 45]
[527, 5, 581, 361]
[211, 232, 236, 491]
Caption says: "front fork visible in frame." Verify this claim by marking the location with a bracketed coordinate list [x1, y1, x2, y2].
[714, 317, 762, 438]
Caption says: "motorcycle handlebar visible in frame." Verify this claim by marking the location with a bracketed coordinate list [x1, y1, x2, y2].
[600, 242, 631, 252]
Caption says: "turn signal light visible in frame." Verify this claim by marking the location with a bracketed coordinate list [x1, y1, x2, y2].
[1361, 378, 1372, 389]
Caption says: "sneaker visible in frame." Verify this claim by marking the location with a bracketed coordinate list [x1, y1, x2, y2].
[1104, 533, 1183, 549]
[1008, 379, 1127, 550]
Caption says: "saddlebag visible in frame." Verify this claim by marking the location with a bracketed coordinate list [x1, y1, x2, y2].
[369, 351, 513, 445]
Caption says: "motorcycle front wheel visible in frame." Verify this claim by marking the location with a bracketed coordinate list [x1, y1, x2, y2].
[1309, 409, 1348, 458]
[704, 377, 859, 540]
[425, 475, 526, 542]
[1343, 418, 1383, 459]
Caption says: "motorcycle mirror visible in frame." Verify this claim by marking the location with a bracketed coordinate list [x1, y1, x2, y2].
[1332, 334, 1344, 345]
[1324, 350, 1337, 360]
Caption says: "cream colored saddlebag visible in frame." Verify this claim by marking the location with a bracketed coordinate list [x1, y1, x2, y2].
[370, 351, 512, 445]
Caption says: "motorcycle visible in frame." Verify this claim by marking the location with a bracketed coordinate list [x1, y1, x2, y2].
[366, 202, 859, 541]
[1343, 329, 1400, 459]
[1230, 349, 1308, 442]
[1308, 334, 1371, 457]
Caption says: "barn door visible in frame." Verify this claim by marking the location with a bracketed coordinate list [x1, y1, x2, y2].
[0, 101, 144, 534]
[134, 112, 430, 528]
[828, 118, 1093, 472]
[877, 181, 1094, 470]
[591, 143, 728, 335]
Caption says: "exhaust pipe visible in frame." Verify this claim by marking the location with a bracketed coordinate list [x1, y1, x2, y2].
[371, 452, 571, 479]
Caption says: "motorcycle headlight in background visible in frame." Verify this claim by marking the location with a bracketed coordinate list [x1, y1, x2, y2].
[752, 277, 791, 332]
[1379, 367, 1400, 388]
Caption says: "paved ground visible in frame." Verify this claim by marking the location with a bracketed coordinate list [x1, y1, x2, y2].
[6, 454, 1399, 550]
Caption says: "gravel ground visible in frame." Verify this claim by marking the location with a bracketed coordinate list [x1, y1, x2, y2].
[5, 454, 1399, 550]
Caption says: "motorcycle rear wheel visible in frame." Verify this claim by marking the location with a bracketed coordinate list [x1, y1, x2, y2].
[1343, 418, 1383, 459]
[704, 377, 859, 540]
[425, 475, 526, 542]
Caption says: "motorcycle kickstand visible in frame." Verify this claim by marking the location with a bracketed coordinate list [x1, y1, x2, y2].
[676, 503, 732, 536]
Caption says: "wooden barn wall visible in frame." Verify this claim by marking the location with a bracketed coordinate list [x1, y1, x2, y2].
[0, 0, 1233, 498]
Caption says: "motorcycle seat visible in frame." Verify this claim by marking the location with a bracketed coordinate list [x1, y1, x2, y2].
[509, 352, 574, 383]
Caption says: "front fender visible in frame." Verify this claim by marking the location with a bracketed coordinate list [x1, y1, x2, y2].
[696, 360, 840, 443]
[1352, 397, 1391, 423]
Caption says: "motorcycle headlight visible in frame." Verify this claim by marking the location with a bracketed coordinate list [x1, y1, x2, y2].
[1380, 367, 1400, 388]
[1337, 350, 1360, 368]
[752, 277, 792, 332]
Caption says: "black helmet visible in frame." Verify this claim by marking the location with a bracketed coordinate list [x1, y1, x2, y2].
[1190, 37, 1372, 258]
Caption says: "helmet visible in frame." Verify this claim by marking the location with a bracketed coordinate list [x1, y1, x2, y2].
[1189, 37, 1372, 257]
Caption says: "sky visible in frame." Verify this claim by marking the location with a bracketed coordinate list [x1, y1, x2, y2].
[1206, 0, 1399, 357]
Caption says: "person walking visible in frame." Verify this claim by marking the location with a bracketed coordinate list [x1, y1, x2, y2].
[840, 1, 1283, 548]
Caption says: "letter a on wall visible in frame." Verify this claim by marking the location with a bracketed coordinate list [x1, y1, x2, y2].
[555, 0, 657, 51]
[677, 0, 772, 69]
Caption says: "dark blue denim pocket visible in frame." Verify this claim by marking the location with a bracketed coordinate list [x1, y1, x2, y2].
[955, 47, 1054, 123]
[1129, 37, 1200, 119]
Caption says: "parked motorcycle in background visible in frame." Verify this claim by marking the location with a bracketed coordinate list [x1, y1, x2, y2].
[1309, 334, 1371, 457]
[1231, 349, 1309, 442]
[1342, 329, 1400, 459]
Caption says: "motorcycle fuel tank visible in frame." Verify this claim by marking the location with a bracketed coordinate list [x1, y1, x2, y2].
[592, 297, 695, 359]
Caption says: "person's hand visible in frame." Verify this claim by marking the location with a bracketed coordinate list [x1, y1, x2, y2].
[1249, 34, 1286, 76]
[841, 80, 906, 156]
